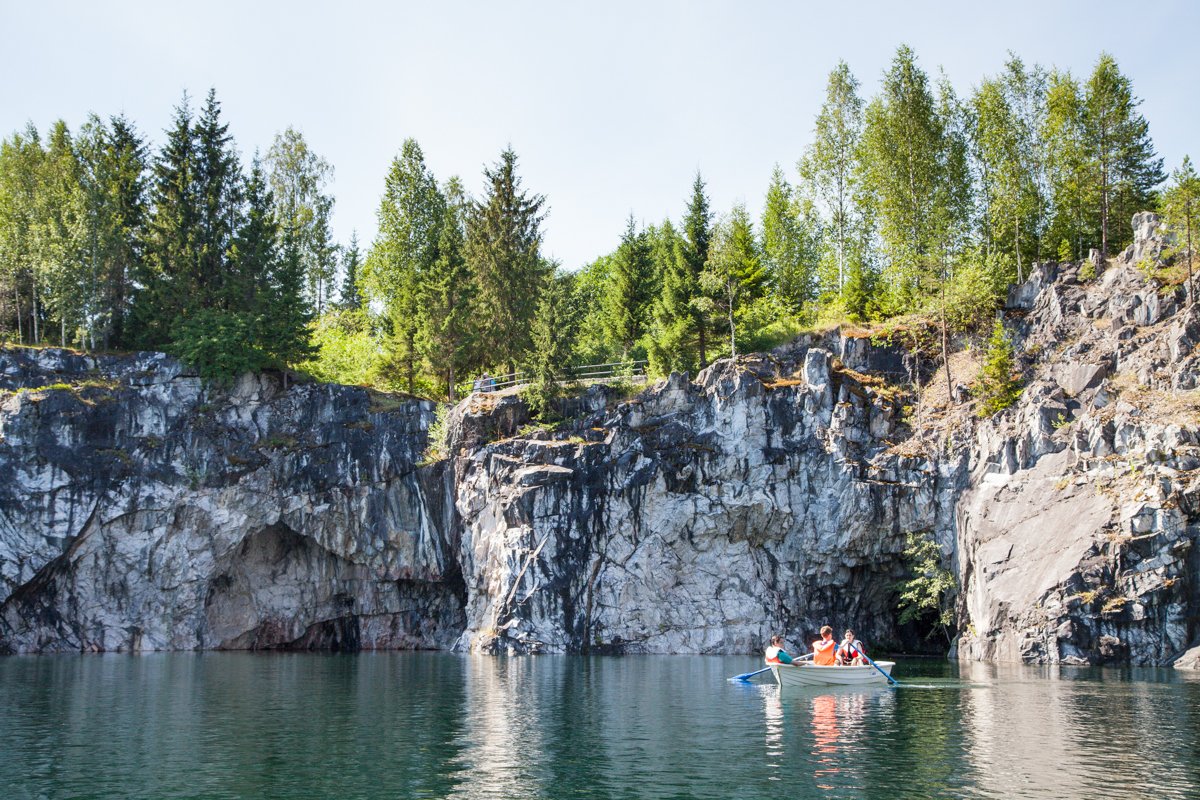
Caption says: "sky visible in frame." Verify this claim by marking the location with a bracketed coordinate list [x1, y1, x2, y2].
[2, 1, 1197, 271]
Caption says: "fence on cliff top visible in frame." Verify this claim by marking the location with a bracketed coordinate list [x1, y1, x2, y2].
[456, 359, 648, 397]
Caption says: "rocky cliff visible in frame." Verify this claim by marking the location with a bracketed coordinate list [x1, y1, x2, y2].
[2, 213, 1198, 665]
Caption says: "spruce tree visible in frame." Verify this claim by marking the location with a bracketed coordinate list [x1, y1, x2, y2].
[603, 214, 655, 359]
[700, 204, 766, 359]
[417, 177, 476, 401]
[192, 88, 241, 307]
[523, 272, 577, 419]
[465, 146, 547, 374]
[134, 93, 197, 348]
[657, 173, 711, 370]
[978, 318, 1022, 416]
[98, 114, 148, 348]
[339, 231, 363, 310]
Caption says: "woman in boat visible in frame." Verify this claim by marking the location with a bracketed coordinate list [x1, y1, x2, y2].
[765, 635, 796, 664]
[811, 625, 837, 665]
[836, 630, 867, 666]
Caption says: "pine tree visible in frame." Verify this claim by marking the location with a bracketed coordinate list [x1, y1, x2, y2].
[603, 214, 655, 359]
[465, 146, 547, 374]
[417, 177, 476, 401]
[339, 231, 362, 310]
[1083, 53, 1165, 258]
[97, 114, 148, 348]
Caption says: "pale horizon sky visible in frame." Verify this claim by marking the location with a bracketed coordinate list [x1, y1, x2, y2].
[3, 1, 1197, 271]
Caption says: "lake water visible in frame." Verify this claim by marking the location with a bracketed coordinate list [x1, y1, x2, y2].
[1, 653, 1197, 799]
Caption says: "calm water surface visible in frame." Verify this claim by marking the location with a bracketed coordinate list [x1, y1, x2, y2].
[1, 653, 1198, 799]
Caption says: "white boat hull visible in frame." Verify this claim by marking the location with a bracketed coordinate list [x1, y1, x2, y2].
[770, 661, 895, 688]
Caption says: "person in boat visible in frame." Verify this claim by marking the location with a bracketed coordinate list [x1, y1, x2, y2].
[811, 625, 837, 665]
[836, 629, 867, 666]
[765, 635, 796, 665]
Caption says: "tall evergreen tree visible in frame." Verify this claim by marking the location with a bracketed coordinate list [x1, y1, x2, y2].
[700, 204, 767, 359]
[339, 230, 362, 310]
[1083, 53, 1164, 258]
[417, 176, 476, 401]
[134, 93, 198, 348]
[192, 88, 241, 306]
[37, 121, 87, 347]
[465, 146, 547, 374]
[523, 270, 577, 419]
[361, 138, 445, 392]
[602, 214, 655, 359]
[656, 173, 712, 370]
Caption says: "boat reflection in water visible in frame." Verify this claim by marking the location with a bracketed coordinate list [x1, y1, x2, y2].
[762, 683, 895, 795]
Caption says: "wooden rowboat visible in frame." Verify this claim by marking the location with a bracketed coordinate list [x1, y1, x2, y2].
[770, 660, 896, 688]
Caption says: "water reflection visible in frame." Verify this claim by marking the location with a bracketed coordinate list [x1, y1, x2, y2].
[1, 655, 1199, 799]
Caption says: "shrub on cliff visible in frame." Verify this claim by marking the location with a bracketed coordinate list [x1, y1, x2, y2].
[896, 530, 956, 644]
[976, 318, 1022, 416]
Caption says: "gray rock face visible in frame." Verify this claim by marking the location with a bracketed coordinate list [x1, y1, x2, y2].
[0, 360, 462, 653]
[2, 212, 1198, 665]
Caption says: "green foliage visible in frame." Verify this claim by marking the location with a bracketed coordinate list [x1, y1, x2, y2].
[169, 310, 276, 382]
[466, 147, 548, 374]
[656, 173, 711, 370]
[1162, 155, 1199, 304]
[523, 272, 577, 419]
[895, 530, 957, 643]
[602, 214, 655, 359]
[761, 165, 818, 311]
[300, 309, 380, 386]
[699, 204, 767, 359]
[361, 139, 446, 394]
[976, 318, 1022, 416]
[420, 402, 453, 465]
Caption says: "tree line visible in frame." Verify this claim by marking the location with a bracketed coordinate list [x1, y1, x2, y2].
[2, 48, 1197, 401]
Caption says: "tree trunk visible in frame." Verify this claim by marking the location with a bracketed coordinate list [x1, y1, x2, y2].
[697, 318, 707, 369]
[1188, 207, 1194, 308]
[31, 282, 39, 344]
[941, 280, 953, 402]
[1015, 211, 1023, 284]
[728, 294, 736, 360]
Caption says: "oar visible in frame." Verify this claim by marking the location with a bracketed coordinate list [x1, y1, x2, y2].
[730, 653, 813, 682]
[857, 650, 899, 687]
[730, 666, 773, 682]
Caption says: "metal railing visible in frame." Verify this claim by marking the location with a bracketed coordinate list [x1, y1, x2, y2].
[459, 360, 647, 396]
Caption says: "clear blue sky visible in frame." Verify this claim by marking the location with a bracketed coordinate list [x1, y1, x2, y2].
[2, 1, 1196, 270]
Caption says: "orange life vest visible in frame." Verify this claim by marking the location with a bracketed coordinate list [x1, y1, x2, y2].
[812, 638, 836, 666]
